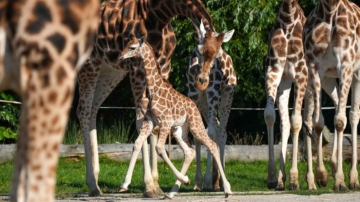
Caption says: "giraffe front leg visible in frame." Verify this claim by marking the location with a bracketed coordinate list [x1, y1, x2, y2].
[289, 61, 307, 190]
[264, 51, 285, 189]
[156, 127, 190, 185]
[348, 70, 360, 190]
[77, 62, 102, 196]
[333, 63, 356, 191]
[165, 124, 195, 199]
[303, 89, 317, 190]
[275, 79, 292, 191]
[307, 62, 328, 188]
[216, 84, 235, 191]
[11, 68, 78, 202]
[149, 127, 164, 195]
[320, 76, 339, 186]
[119, 117, 154, 195]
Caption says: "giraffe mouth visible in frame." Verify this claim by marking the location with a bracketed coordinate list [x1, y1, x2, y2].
[195, 76, 209, 91]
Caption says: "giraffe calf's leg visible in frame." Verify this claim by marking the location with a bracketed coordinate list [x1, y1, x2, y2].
[194, 129, 232, 198]
[165, 125, 195, 199]
[119, 119, 154, 193]
[155, 128, 190, 185]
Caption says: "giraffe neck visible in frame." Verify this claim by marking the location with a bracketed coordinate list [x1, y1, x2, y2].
[147, 0, 215, 32]
[319, 0, 342, 14]
[141, 44, 167, 97]
[278, 0, 298, 24]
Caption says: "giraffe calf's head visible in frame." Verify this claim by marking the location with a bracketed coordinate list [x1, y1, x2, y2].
[119, 36, 145, 60]
[195, 19, 234, 91]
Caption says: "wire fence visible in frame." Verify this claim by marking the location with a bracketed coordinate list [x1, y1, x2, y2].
[0, 99, 351, 111]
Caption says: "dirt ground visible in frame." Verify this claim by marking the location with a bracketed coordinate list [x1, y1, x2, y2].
[51, 191, 360, 202]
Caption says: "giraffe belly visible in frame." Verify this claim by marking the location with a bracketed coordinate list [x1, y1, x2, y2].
[172, 115, 187, 127]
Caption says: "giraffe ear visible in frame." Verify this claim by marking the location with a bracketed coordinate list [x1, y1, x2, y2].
[222, 29, 234, 43]
[199, 19, 206, 40]
[139, 36, 145, 47]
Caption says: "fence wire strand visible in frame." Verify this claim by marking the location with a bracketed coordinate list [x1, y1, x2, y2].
[0, 99, 351, 110]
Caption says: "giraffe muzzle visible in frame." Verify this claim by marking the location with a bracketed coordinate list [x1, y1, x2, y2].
[196, 76, 209, 91]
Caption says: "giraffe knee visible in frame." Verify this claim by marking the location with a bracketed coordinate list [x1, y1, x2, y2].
[335, 115, 346, 133]
[264, 107, 276, 126]
[155, 144, 165, 157]
[291, 115, 302, 134]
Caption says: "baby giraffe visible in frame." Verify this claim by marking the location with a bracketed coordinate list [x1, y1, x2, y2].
[118, 36, 233, 199]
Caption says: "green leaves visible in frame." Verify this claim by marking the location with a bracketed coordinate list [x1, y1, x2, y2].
[169, 0, 281, 107]
[0, 92, 19, 141]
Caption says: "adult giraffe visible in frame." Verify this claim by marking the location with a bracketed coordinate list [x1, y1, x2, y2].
[264, 0, 308, 190]
[303, 0, 360, 191]
[0, 0, 98, 201]
[76, 0, 222, 197]
[187, 20, 236, 191]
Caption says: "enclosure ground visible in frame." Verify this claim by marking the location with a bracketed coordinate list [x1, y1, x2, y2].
[56, 191, 360, 202]
[1, 191, 359, 201]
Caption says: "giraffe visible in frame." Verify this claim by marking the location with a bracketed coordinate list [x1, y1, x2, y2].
[263, 0, 309, 190]
[118, 36, 233, 199]
[0, 0, 98, 201]
[76, 0, 220, 197]
[303, 0, 360, 191]
[187, 20, 236, 191]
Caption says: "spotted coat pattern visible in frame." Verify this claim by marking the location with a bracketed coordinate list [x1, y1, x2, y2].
[75, 0, 218, 197]
[119, 37, 233, 199]
[0, 0, 98, 201]
[303, 0, 360, 191]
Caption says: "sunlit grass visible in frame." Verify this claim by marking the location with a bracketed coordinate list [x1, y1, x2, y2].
[1, 157, 359, 198]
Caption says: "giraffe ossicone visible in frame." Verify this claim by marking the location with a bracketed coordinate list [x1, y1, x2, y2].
[119, 36, 233, 199]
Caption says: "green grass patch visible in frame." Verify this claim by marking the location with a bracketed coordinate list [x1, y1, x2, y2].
[0, 157, 359, 198]
[63, 116, 136, 145]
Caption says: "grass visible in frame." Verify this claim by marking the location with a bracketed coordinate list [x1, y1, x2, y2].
[0, 157, 359, 198]
[63, 116, 136, 145]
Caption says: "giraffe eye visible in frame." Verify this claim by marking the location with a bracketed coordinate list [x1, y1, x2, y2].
[129, 46, 136, 51]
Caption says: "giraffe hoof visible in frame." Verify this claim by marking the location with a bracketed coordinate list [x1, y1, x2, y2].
[289, 183, 300, 190]
[118, 187, 128, 193]
[89, 189, 102, 196]
[213, 186, 221, 192]
[163, 195, 172, 200]
[225, 192, 233, 198]
[349, 183, 360, 190]
[193, 184, 202, 191]
[334, 184, 347, 191]
[156, 186, 165, 195]
[143, 190, 159, 198]
[316, 178, 328, 188]
[315, 170, 328, 187]
[203, 187, 213, 192]
[267, 181, 277, 189]
[275, 184, 285, 191]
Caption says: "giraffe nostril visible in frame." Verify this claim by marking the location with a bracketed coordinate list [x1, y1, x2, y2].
[197, 77, 208, 84]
